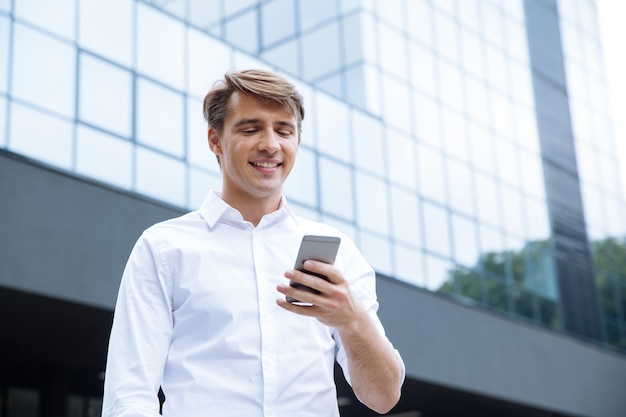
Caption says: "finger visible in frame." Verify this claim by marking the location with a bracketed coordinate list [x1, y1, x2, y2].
[301, 260, 342, 283]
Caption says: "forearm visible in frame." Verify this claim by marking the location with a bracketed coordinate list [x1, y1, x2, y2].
[339, 314, 404, 414]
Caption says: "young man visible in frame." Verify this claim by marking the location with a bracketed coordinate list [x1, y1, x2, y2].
[102, 69, 404, 417]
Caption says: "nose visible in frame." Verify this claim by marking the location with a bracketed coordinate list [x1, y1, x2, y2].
[258, 129, 280, 153]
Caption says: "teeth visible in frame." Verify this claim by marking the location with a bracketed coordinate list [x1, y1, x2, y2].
[253, 162, 278, 168]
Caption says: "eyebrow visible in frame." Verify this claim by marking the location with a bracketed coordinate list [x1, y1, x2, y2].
[233, 118, 296, 130]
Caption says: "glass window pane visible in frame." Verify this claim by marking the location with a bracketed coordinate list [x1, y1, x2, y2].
[76, 126, 132, 189]
[406, 0, 433, 46]
[359, 231, 392, 276]
[495, 139, 521, 188]
[524, 197, 551, 241]
[441, 108, 470, 163]
[414, 95, 442, 148]
[0, 0, 10, 11]
[434, 10, 459, 63]
[302, 22, 340, 80]
[352, 110, 384, 176]
[469, 123, 496, 176]
[315, 92, 351, 162]
[390, 186, 421, 248]
[9, 102, 73, 169]
[79, 0, 133, 67]
[519, 150, 546, 199]
[447, 159, 475, 217]
[474, 173, 501, 227]
[438, 58, 464, 112]
[15, 0, 75, 40]
[225, 8, 258, 54]
[284, 146, 318, 208]
[425, 253, 454, 291]
[299, 0, 337, 32]
[137, 78, 185, 157]
[355, 171, 389, 235]
[79, 54, 132, 138]
[410, 42, 437, 97]
[260, 39, 299, 77]
[386, 130, 416, 190]
[500, 185, 525, 237]
[382, 75, 411, 133]
[422, 202, 451, 257]
[379, 24, 406, 79]
[460, 29, 485, 80]
[136, 147, 186, 207]
[12, 23, 76, 118]
[394, 244, 425, 286]
[485, 47, 509, 94]
[319, 156, 354, 220]
[187, 28, 231, 98]
[417, 145, 447, 204]
[189, 168, 221, 209]
[341, 13, 364, 67]
[137, 4, 185, 90]
[0, 96, 6, 148]
[0, 15, 9, 93]
[262, 0, 296, 47]
[464, 77, 490, 127]
[452, 214, 479, 267]
[187, 97, 220, 174]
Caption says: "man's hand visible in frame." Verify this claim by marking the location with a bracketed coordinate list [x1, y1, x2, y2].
[276, 260, 364, 329]
[276, 260, 404, 414]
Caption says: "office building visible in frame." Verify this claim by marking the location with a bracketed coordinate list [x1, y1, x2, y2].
[1, 0, 625, 415]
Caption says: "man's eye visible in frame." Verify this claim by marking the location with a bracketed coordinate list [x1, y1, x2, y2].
[277, 130, 292, 137]
[242, 128, 258, 134]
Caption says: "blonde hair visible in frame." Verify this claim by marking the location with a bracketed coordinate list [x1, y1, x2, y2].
[202, 69, 305, 137]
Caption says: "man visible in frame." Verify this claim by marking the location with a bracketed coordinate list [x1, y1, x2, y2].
[102, 69, 404, 417]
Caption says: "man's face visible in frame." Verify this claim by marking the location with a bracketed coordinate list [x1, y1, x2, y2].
[209, 91, 299, 204]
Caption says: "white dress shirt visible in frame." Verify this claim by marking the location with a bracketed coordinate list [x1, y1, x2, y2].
[102, 191, 399, 417]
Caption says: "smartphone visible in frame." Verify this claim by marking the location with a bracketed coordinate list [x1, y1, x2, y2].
[286, 235, 341, 304]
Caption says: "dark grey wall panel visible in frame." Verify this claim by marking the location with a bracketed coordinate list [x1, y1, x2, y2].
[377, 277, 626, 417]
[0, 151, 181, 309]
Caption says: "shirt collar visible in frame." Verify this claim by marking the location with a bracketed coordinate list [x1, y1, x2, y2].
[199, 191, 299, 229]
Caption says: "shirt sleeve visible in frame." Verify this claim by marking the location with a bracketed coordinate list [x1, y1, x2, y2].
[101, 230, 173, 417]
[332, 237, 404, 386]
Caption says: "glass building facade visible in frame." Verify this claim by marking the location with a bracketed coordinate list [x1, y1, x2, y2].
[1, 0, 626, 415]
[1, 0, 625, 350]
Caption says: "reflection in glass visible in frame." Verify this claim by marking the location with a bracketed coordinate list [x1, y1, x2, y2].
[79, 54, 132, 138]
[359, 230, 392, 277]
[15, 0, 75, 40]
[352, 110, 385, 177]
[0, 15, 9, 93]
[12, 23, 76, 118]
[315, 92, 351, 162]
[9, 103, 73, 169]
[422, 201, 451, 258]
[284, 145, 317, 208]
[390, 186, 421, 247]
[302, 22, 340, 80]
[137, 3, 185, 90]
[355, 170, 389, 236]
[261, 0, 295, 47]
[79, 0, 133, 67]
[136, 147, 186, 207]
[319, 156, 353, 220]
[136, 78, 184, 157]
[418, 145, 447, 204]
[76, 126, 132, 189]
[187, 29, 232, 98]
[394, 244, 424, 287]
[386, 130, 416, 190]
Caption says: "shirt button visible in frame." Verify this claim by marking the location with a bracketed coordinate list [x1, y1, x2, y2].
[265, 408, 273, 416]
[264, 357, 274, 367]
[262, 311, 271, 321]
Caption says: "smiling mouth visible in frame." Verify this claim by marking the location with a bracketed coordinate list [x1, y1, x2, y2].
[251, 162, 281, 168]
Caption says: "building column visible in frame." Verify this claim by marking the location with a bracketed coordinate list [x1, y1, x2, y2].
[524, 0, 601, 341]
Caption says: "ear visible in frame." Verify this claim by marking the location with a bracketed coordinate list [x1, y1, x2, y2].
[208, 127, 222, 157]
